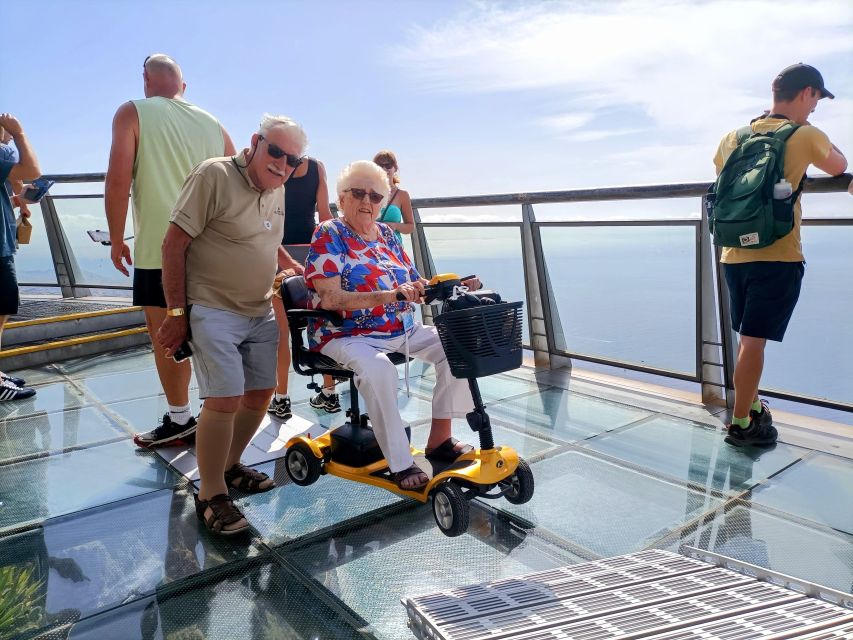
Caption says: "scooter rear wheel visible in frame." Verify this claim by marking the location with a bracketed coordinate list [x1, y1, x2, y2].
[286, 443, 322, 486]
[432, 482, 469, 537]
[502, 458, 534, 504]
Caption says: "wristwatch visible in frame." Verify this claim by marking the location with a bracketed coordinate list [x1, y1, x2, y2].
[166, 307, 185, 317]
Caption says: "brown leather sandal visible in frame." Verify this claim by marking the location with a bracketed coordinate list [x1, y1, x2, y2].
[425, 437, 474, 462]
[194, 493, 250, 535]
[394, 464, 429, 491]
[224, 463, 275, 493]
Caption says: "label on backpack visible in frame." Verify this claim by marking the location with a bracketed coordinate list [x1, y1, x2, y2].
[739, 232, 760, 247]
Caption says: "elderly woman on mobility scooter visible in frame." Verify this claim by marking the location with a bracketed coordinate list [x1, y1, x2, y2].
[302, 160, 481, 491]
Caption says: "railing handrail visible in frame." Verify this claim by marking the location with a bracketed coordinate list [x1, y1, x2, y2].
[42, 173, 852, 207]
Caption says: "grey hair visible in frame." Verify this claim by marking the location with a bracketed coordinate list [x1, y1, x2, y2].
[336, 161, 391, 201]
[258, 114, 308, 154]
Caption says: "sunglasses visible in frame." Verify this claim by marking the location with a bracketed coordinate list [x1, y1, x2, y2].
[346, 188, 384, 204]
[258, 136, 303, 168]
[376, 162, 395, 170]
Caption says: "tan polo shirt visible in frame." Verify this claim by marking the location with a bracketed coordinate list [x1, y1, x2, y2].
[170, 151, 285, 316]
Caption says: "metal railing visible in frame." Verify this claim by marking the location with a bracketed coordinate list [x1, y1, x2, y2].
[19, 172, 853, 412]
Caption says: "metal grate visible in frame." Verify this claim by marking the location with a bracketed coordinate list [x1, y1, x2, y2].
[403, 550, 853, 640]
[11, 299, 128, 322]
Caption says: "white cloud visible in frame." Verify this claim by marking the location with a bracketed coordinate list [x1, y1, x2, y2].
[396, 0, 853, 158]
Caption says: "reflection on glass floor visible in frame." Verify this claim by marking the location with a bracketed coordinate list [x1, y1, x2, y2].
[0, 346, 850, 639]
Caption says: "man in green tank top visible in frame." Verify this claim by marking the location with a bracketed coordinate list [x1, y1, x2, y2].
[105, 53, 235, 448]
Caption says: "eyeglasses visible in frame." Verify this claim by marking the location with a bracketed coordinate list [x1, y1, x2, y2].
[258, 136, 303, 168]
[345, 188, 384, 204]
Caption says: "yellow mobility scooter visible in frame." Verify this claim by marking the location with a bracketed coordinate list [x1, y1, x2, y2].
[280, 274, 534, 537]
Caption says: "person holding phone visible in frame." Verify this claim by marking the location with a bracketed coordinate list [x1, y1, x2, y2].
[0, 113, 41, 401]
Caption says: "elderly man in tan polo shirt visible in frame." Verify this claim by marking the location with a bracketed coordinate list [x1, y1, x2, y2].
[158, 114, 306, 535]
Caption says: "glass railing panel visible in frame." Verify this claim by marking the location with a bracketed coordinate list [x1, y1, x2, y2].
[762, 224, 853, 405]
[14, 203, 59, 290]
[50, 196, 134, 288]
[538, 223, 698, 376]
[533, 197, 701, 222]
[417, 204, 521, 222]
[419, 224, 528, 343]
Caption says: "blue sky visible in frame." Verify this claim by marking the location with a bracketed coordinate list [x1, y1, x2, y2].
[2, 0, 851, 206]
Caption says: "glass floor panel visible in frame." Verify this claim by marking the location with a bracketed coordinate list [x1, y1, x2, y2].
[659, 501, 853, 595]
[581, 415, 810, 495]
[0, 345, 850, 638]
[0, 440, 182, 532]
[488, 386, 653, 442]
[496, 449, 724, 558]
[46, 556, 372, 640]
[0, 406, 125, 464]
[749, 452, 853, 535]
[0, 380, 89, 421]
[280, 501, 585, 640]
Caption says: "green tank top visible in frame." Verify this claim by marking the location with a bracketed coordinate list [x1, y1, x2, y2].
[131, 97, 224, 268]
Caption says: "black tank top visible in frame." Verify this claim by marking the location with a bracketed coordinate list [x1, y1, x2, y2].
[283, 158, 320, 244]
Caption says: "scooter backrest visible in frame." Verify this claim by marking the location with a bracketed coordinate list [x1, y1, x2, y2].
[282, 275, 311, 311]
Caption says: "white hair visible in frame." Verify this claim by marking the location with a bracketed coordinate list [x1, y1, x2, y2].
[257, 114, 308, 154]
[336, 161, 391, 202]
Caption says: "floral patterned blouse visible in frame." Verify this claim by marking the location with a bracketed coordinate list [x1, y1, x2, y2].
[304, 218, 420, 350]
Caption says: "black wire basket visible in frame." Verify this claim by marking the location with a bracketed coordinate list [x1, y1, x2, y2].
[434, 301, 524, 379]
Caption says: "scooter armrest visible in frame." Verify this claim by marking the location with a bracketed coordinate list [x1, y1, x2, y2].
[286, 308, 344, 327]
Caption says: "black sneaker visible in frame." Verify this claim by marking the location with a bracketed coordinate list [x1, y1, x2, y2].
[133, 414, 198, 448]
[268, 396, 292, 420]
[310, 391, 341, 413]
[0, 371, 26, 387]
[725, 417, 778, 448]
[0, 379, 36, 402]
[750, 399, 773, 430]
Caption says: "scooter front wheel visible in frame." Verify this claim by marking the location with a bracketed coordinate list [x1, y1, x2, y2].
[432, 482, 469, 537]
[502, 458, 534, 505]
[285, 442, 322, 486]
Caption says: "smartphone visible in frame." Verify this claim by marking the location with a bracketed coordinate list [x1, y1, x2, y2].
[87, 229, 112, 245]
[172, 340, 193, 363]
[22, 177, 55, 203]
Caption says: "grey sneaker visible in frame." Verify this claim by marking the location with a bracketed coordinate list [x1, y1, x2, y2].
[268, 396, 292, 420]
[310, 391, 341, 413]
[750, 399, 773, 430]
[725, 417, 778, 448]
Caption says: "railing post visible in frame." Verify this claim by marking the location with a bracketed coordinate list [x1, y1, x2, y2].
[410, 206, 438, 325]
[39, 195, 91, 298]
[699, 194, 734, 409]
[522, 203, 571, 371]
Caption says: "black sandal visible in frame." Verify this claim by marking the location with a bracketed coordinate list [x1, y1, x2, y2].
[194, 493, 250, 535]
[394, 464, 429, 491]
[224, 463, 276, 493]
[425, 437, 474, 462]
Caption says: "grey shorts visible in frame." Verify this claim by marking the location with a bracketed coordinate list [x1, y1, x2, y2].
[189, 304, 279, 398]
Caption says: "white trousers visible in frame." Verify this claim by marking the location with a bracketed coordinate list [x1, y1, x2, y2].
[320, 323, 474, 473]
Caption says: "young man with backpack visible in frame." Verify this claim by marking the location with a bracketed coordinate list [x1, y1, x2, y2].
[711, 63, 847, 447]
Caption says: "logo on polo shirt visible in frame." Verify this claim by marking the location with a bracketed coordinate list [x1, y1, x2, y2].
[273, 206, 284, 216]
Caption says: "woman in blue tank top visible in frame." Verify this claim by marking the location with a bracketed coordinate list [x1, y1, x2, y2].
[373, 150, 414, 245]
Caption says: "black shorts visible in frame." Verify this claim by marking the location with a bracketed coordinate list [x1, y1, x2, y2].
[724, 261, 804, 342]
[133, 268, 167, 308]
[0, 255, 19, 316]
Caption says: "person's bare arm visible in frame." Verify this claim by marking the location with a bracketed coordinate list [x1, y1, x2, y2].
[0, 114, 41, 182]
[389, 189, 415, 235]
[814, 144, 847, 177]
[278, 245, 304, 274]
[157, 223, 194, 356]
[313, 276, 423, 311]
[104, 102, 138, 276]
[221, 125, 236, 156]
[315, 161, 332, 222]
